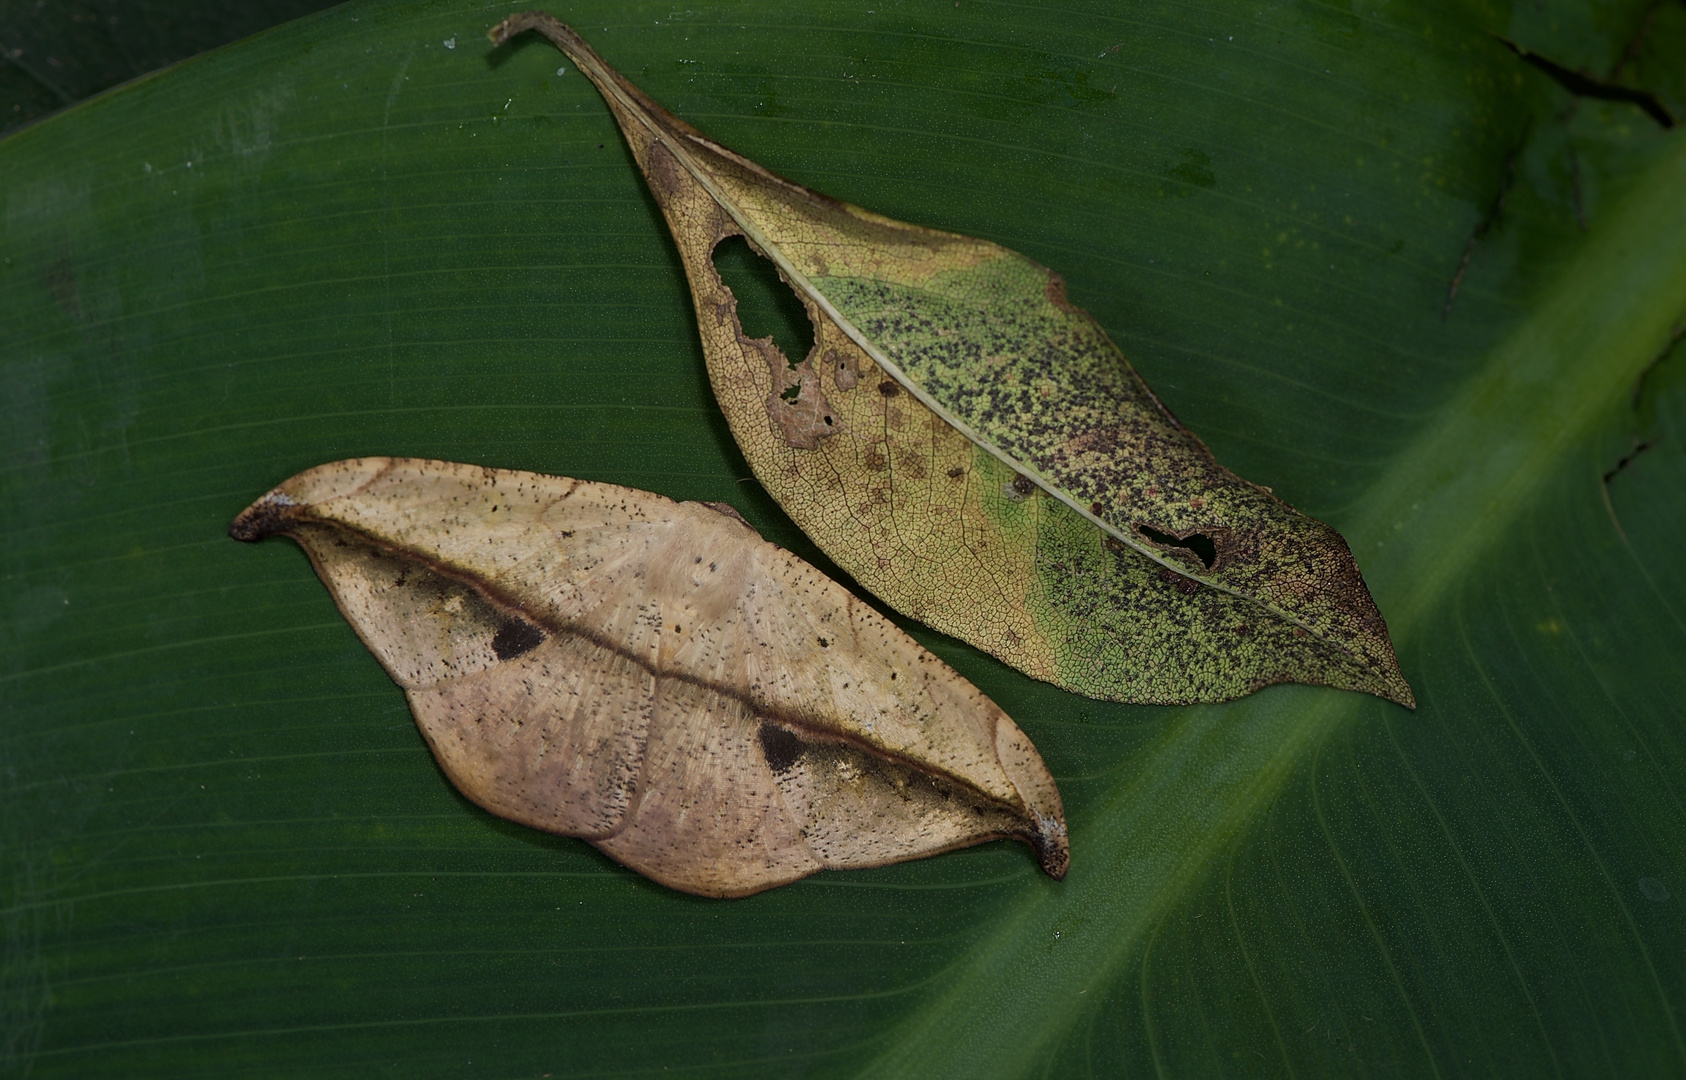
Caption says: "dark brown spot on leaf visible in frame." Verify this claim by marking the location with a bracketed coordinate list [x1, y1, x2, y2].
[878, 380, 900, 397]
[764, 354, 841, 450]
[1157, 566, 1199, 594]
[829, 348, 857, 390]
[645, 141, 685, 198]
[491, 617, 545, 661]
[1043, 271, 1082, 315]
[758, 722, 806, 772]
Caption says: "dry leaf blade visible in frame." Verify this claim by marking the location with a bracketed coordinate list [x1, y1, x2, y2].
[489, 12, 1413, 707]
[230, 457, 1068, 897]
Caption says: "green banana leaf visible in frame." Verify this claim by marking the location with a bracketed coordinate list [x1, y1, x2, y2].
[4, 0, 1684, 1075]
[0, 0, 343, 139]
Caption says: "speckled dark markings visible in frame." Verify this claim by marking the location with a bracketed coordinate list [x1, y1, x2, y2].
[934, 407, 1396, 700]
[813, 270, 1407, 703]
[1031, 499, 1373, 701]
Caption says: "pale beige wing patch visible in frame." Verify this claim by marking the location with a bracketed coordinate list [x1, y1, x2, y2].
[231, 457, 1068, 897]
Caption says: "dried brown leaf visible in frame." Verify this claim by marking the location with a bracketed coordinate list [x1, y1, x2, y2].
[488, 13, 1413, 708]
[230, 458, 1068, 897]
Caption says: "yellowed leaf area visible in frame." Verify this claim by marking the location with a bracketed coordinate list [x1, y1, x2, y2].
[491, 13, 1413, 707]
[230, 459, 1068, 897]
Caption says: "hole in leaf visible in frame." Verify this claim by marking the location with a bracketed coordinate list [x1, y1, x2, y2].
[1137, 524, 1217, 569]
[711, 235, 815, 367]
[780, 382, 803, 402]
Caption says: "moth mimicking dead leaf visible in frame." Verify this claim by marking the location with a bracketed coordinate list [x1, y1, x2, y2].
[230, 458, 1069, 897]
[489, 13, 1414, 708]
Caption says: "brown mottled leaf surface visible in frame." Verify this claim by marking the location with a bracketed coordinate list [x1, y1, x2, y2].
[228, 457, 1068, 897]
[488, 12, 1413, 708]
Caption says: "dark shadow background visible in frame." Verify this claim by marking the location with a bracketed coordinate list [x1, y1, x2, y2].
[0, 0, 344, 138]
